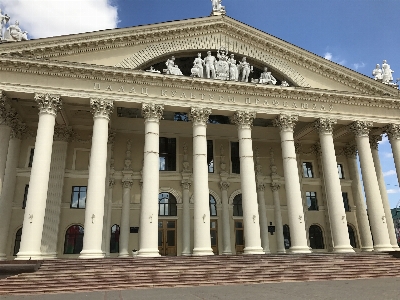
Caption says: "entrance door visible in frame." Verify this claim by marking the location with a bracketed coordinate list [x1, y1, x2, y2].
[158, 220, 177, 256]
[210, 220, 218, 254]
[235, 220, 245, 254]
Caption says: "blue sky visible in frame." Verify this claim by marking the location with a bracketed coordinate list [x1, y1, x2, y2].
[2, 0, 400, 207]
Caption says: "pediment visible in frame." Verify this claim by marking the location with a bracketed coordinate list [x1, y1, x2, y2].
[0, 15, 398, 97]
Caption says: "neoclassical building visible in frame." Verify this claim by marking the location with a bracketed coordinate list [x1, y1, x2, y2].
[0, 11, 400, 260]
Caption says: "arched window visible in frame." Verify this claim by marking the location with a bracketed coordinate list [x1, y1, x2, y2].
[13, 227, 22, 256]
[209, 194, 217, 216]
[309, 225, 325, 249]
[64, 225, 84, 254]
[233, 194, 243, 217]
[158, 192, 177, 216]
[283, 224, 291, 249]
[348, 224, 357, 248]
[110, 224, 120, 253]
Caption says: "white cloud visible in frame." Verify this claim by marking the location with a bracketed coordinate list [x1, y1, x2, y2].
[384, 152, 394, 158]
[1, 0, 118, 39]
[323, 52, 346, 66]
[387, 188, 400, 194]
[324, 52, 333, 60]
[383, 170, 397, 177]
[353, 62, 366, 71]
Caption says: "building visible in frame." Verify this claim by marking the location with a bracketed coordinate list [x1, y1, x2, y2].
[0, 5, 400, 260]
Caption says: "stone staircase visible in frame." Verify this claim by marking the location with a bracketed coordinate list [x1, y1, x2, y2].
[1, 253, 400, 295]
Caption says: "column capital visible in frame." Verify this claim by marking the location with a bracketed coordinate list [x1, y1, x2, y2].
[384, 124, 400, 140]
[181, 180, 191, 190]
[230, 111, 256, 129]
[271, 182, 281, 192]
[343, 144, 358, 158]
[109, 178, 115, 188]
[311, 143, 322, 156]
[189, 107, 212, 126]
[141, 103, 164, 121]
[349, 121, 373, 137]
[273, 114, 298, 132]
[0, 91, 17, 127]
[90, 98, 114, 120]
[10, 121, 26, 140]
[34, 93, 62, 116]
[257, 182, 266, 192]
[122, 179, 133, 189]
[314, 118, 337, 134]
[369, 135, 382, 150]
[220, 181, 230, 191]
[54, 125, 73, 142]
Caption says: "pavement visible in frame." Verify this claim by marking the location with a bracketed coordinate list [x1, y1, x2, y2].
[1, 277, 400, 300]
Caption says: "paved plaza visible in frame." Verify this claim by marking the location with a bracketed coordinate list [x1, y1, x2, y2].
[1, 277, 400, 300]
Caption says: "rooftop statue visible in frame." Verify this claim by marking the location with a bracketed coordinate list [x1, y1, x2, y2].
[191, 53, 204, 78]
[204, 51, 217, 79]
[215, 47, 230, 80]
[372, 64, 383, 81]
[164, 56, 183, 76]
[145, 66, 161, 73]
[0, 9, 10, 40]
[237, 57, 253, 82]
[259, 67, 277, 85]
[382, 60, 394, 84]
[281, 80, 290, 87]
[211, 0, 226, 15]
[4, 20, 28, 42]
[228, 54, 238, 81]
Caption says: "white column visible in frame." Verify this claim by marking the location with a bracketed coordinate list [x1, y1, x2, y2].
[220, 181, 232, 255]
[138, 103, 163, 257]
[181, 180, 191, 256]
[0, 126, 23, 260]
[271, 183, 285, 253]
[232, 111, 263, 254]
[189, 107, 213, 256]
[315, 118, 354, 253]
[370, 134, 399, 250]
[344, 145, 374, 251]
[257, 182, 270, 253]
[79, 98, 114, 259]
[349, 121, 392, 251]
[274, 114, 310, 253]
[17, 93, 61, 260]
[119, 178, 133, 257]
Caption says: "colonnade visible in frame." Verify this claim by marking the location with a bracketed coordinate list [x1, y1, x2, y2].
[0, 92, 399, 259]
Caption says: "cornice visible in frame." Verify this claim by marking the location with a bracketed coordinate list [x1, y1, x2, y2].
[1, 56, 400, 111]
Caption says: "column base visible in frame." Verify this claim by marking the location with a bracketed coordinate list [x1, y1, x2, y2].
[15, 251, 43, 260]
[243, 246, 265, 255]
[192, 248, 214, 256]
[332, 245, 355, 253]
[222, 251, 232, 255]
[79, 250, 105, 259]
[276, 250, 286, 254]
[137, 248, 160, 257]
[361, 246, 374, 252]
[181, 251, 192, 256]
[391, 245, 400, 251]
[373, 244, 395, 252]
[0, 253, 7, 260]
[40, 254, 58, 259]
[118, 252, 130, 258]
[288, 246, 312, 254]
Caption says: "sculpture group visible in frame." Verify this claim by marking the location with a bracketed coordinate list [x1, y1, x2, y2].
[372, 60, 396, 85]
[0, 9, 28, 42]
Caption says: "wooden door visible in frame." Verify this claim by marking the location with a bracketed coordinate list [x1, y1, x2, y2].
[210, 220, 218, 254]
[234, 220, 245, 254]
[158, 220, 177, 256]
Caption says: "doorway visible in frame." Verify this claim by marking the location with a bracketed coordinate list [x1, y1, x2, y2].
[235, 220, 244, 254]
[210, 220, 218, 254]
[158, 220, 177, 256]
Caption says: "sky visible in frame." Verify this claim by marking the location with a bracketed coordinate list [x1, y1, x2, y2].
[1, 0, 400, 208]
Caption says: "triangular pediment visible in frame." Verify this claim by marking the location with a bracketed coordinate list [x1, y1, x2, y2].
[0, 15, 398, 97]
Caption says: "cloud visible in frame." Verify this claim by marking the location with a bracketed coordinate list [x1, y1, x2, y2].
[324, 52, 333, 60]
[383, 170, 397, 177]
[323, 52, 346, 66]
[353, 62, 366, 71]
[387, 188, 400, 194]
[384, 152, 394, 158]
[1, 0, 119, 39]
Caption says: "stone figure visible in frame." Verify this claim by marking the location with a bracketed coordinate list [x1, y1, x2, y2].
[164, 56, 183, 76]
[0, 9, 10, 40]
[145, 66, 161, 73]
[191, 53, 204, 78]
[4, 20, 28, 42]
[204, 51, 217, 79]
[228, 54, 238, 81]
[259, 67, 277, 85]
[211, 0, 226, 14]
[281, 80, 289, 87]
[372, 64, 383, 81]
[382, 60, 394, 84]
[238, 57, 253, 82]
[215, 47, 230, 80]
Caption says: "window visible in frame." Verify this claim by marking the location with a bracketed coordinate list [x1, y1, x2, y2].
[208, 115, 230, 124]
[342, 192, 350, 212]
[174, 112, 189, 122]
[13, 227, 22, 256]
[338, 164, 345, 179]
[209, 194, 217, 216]
[302, 162, 314, 178]
[158, 192, 177, 216]
[348, 224, 357, 248]
[28, 148, 35, 167]
[309, 225, 325, 249]
[71, 186, 87, 209]
[110, 224, 120, 253]
[283, 224, 291, 249]
[231, 142, 240, 174]
[233, 194, 243, 217]
[22, 185, 29, 209]
[207, 140, 214, 173]
[64, 225, 84, 254]
[159, 137, 176, 171]
[306, 191, 318, 211]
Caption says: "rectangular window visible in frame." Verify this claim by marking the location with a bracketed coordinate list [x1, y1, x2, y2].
[306, 191, 318, 211]
[28, 148, 35, 168]
[303, 162, 314, 178]
[342, 192, 350, 212]
[338, 164, 345, 179]
[159, 137, 176, 171]
[22, 185, 29, 209]
[207, 140, 214, 173]
[71, 186, 87, 209]
[231, 142, 240, 174]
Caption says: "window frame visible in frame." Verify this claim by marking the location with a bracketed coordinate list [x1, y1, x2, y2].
[209, 194, 217, 216]
[63, 225, 84, 254]
[302, 162, 314, 178]
[159, 137, 177, 171]
[22, 184, 29, 209]
[306, 191, 319, 211]
[207, 140, 214, 173]
[337, 163, 345, 179]
[70, 186, 87, 209]
[230, 141, 240, 174]
[309, 224, 325, 249]
[232, 194, 243, 217]
[110, 224, 120, 254]
[158, 192, 178, 216]
[342, 192, 350, 212]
